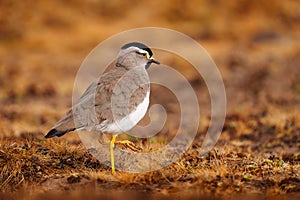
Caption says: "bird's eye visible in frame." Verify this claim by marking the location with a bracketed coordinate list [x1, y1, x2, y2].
[136, 51, 148, 57]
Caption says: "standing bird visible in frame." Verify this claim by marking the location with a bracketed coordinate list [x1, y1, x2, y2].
[45, 42, 160, 174]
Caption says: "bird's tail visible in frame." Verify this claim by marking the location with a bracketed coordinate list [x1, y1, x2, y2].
[45, 109, 82, 138]
[45, 127, 76, 138]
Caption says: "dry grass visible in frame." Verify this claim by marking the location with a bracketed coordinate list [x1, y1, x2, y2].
[0, 108, 299, 199]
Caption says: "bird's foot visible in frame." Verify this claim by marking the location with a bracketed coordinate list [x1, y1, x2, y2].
[111, 168, 116, 175]
[115, 140, 142, 152]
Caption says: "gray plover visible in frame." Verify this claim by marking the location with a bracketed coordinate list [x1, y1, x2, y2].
[45, 42, 160, 174]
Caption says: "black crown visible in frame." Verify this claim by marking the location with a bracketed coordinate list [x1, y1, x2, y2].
[121, 42, 153, 57]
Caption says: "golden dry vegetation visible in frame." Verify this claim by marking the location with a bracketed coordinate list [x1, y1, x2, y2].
[0, 0, 300, 199]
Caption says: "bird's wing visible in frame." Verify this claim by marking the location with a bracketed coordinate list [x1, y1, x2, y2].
[45, 67, 150, 138]
[45, 68, 126, 138]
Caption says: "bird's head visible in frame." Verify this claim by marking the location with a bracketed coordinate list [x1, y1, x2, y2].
[116, 42, 160, 70]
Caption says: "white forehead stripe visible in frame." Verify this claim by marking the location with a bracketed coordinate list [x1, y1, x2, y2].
[119, 47, 150, 59]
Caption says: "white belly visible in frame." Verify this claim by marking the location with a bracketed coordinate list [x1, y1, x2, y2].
[98, 91, 150, 134]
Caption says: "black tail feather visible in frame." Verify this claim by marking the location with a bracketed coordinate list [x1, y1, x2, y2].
[45, 128, 75, 138]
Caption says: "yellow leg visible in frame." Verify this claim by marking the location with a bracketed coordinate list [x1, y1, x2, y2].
[110, 135, 117, 175]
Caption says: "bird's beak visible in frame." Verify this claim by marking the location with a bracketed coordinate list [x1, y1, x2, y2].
[149, 57, 160, 65]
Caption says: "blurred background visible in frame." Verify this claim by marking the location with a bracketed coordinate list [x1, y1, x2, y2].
[0, 0, 299, 137]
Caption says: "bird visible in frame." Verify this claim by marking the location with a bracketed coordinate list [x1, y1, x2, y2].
[45, 42, 160, 174]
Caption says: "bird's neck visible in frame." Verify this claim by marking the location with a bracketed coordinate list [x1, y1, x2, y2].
[115, 62, 146, 71]
[115, 62, 129, 70]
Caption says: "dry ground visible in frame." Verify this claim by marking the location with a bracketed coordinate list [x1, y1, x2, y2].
[0, 0, 300, 199]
